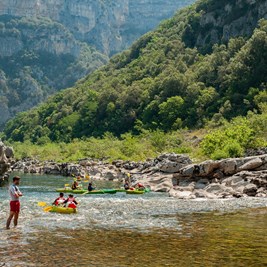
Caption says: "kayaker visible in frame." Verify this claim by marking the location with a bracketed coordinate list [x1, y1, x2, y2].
[53, 192, 66, 206]
[6, 176, 23, 230]
[71, 179, 79, 190]
[124, 181, 130, 190]
[64, 194, 78, 208]
[135, 183, 145, 190]
[88, 182, 94, 192]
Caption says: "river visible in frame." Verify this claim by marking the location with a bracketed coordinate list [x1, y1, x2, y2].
[0, 173, 267, 266]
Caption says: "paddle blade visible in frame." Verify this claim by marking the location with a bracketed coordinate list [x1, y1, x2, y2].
[65, 184, 70, 187]
[43, 206, 53, 212]
[38, 202, 47, 207]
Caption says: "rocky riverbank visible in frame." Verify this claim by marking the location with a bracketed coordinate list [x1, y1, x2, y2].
[11, 152, 267, 199]
[0, 141, 14, 186]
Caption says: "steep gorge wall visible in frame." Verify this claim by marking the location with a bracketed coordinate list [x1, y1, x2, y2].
[183, 0, 267, 51]
[0, 0, 195, 55]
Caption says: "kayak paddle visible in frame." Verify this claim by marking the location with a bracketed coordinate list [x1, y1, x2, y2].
[38, 202, 47, 207]
[43, 206, 53, 212]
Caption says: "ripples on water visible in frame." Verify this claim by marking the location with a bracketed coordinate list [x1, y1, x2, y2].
[0, 174, 267, 266]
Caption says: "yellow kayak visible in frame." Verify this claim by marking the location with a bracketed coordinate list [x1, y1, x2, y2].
[47, 206, 77, 214]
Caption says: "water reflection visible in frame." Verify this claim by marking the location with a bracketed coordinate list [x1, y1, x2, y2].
[1, 209, 266, 267]
[0, 174, 266, 266]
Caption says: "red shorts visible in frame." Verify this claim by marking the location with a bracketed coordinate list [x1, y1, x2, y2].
[10, 201, 20, 213]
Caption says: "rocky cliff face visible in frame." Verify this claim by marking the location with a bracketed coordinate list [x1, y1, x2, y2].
[183, 0, 267, 51]
[0, 16, 107, 128]
[0, 0, 195, 55]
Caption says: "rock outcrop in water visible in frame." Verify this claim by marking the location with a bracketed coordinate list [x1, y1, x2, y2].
[0, 141, 13, 186]
[169, 154, 267, 199]
[118, 153, 267, 199]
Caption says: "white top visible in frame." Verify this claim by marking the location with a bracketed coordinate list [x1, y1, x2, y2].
[9, 184, 21, 201]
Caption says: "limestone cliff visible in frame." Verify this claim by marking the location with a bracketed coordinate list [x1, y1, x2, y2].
[0, 17, 107, 128]
[183, 0, 267, 52]
[0, 0, 195, 55]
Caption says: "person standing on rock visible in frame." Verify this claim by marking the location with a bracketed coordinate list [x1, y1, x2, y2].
[6, 176, 23, 230]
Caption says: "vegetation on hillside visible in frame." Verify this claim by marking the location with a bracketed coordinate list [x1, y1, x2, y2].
[4, 104, 266, 162]
[2, 0, 267, 160]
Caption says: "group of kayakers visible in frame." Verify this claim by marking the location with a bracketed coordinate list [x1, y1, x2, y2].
[52, 180, 145, 209]
[52, 177, 96, 208]
[53, 192, 78, 208]
[123, 181, 145, 190]
[71, 178, 95, 192]
[5, 174, 147, 229]
[71, 172, 144, 192]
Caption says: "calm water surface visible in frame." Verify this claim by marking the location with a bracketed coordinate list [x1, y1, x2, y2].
[0, 173, 267, 267]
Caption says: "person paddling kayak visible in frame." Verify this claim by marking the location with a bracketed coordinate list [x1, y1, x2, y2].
[6, 176, 23, 230]
[124, 181, 130, 190]
[64, 194, 78, 208]
[71, 179, 79, 190]
[53, 192, 66, 206]
[88, 182, 95, 192]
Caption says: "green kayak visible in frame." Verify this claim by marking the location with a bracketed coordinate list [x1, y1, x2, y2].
[56, 188, 87, 194]
[138, 188, 151, 193]
[115, 188, 127, 193]
[103, 189, 117, 194]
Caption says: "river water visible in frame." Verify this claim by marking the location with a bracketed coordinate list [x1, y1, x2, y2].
[0, 173, 267, 267]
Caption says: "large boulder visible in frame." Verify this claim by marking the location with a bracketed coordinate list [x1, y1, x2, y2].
[5, 146, 14, 158]
[219, 159, 237, 175]
[159, 160, 185, 173]
[195, 178, 209, 189]
[158, 154, 192, 173]
[243, 184, 258, 196]
[238, 157, 263, 171]
[0, 141, 13, 186]
[0, 142, 12, 174]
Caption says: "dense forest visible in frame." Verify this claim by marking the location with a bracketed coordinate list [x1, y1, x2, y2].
[2, 0, 267, 160]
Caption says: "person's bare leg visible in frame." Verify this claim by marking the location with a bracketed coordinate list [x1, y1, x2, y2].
[6, 212, 15, 229]
[14, 212, 19, 227]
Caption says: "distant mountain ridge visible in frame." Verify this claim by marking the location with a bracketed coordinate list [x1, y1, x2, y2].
[0, 0, 195, 56]
[0, 0, 195, 128]
[0, 16, 107, 128]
